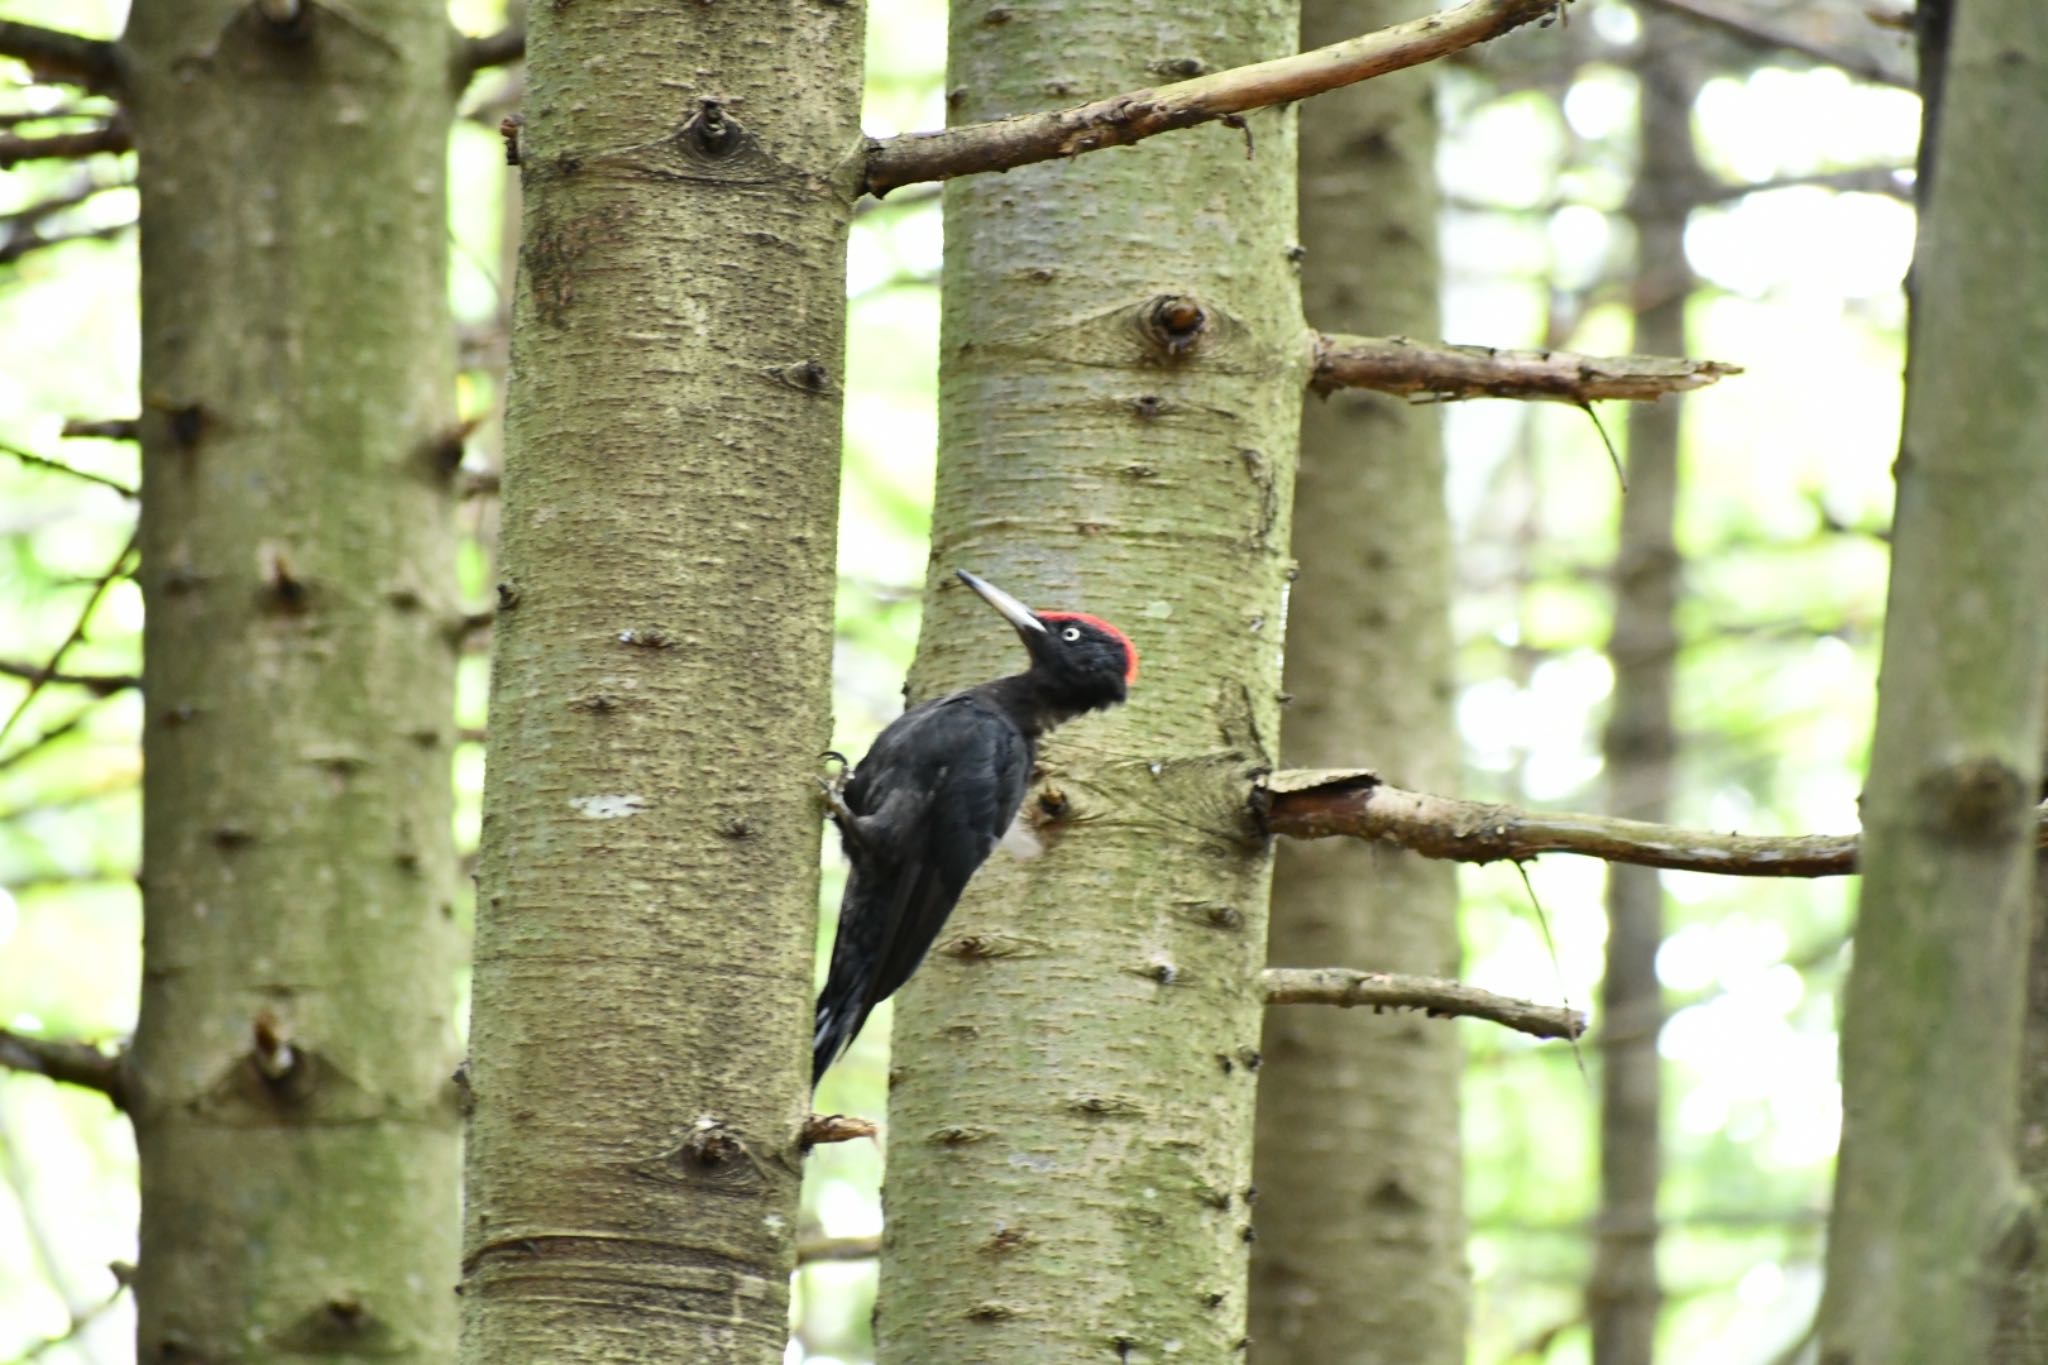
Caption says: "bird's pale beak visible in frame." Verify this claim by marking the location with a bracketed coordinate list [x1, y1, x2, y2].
[956, 569, 1047, 636]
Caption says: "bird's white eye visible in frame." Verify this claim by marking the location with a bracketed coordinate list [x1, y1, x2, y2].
[1061, 626, 1082, 642]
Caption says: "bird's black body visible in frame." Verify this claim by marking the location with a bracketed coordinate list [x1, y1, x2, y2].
[812, 570, 1137, 1086]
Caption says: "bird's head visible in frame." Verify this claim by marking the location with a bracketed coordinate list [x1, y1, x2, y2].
[958, 568, 1139, 713]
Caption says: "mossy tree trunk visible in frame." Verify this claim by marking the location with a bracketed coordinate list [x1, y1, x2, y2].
[458, 1, 864, 1360]
[1248, 1, 1467, 1359]
[1818, 3, 2048, 1360]
[1588, 29, 1699, 1365]
[124, 1, 467, 1357]
[873, 1, 1304, 1359]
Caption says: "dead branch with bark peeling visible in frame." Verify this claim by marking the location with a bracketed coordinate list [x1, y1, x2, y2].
[1312, 333, 1739, 404]
[1257, 768, 1964, 878]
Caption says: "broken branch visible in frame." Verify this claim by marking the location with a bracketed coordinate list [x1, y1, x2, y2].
[1312, 333, 1740, 403]
[863, 0, 1563, 196]
[455, 24, 525, 81]
[0, 1028, 125, 1106]
[1262, 967, 1585, 1041]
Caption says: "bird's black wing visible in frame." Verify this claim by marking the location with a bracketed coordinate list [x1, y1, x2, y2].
[814, 694, 1031, 1081]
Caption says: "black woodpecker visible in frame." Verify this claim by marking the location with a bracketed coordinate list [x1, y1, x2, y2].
[812, 568, 1139, 1086]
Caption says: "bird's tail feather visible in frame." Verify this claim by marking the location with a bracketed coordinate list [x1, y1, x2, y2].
[812, 985, 866, 1088]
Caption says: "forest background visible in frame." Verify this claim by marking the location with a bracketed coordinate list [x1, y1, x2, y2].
[0, 0, 1924, 1360]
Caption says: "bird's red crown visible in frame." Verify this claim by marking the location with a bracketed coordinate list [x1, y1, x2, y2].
[1038, 611, 1140, 684]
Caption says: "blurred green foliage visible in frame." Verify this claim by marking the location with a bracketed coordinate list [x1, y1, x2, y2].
[0, 0, 1913, 1359]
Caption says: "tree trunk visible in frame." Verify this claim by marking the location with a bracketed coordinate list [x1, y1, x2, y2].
[873, 2, 1304, 1358]
[1588, 28, 1698, 1365]
[1818, 3, 2048, 1360]
[1248, 1, 1467, 1359]
[458, 2, 864, 1359]
[125, 1, 465, 1357]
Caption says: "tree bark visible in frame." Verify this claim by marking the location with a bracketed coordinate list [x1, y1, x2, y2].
[1818, 3, 2048, 1360]
[1587, 27, 1699, 1365]
[124, 1, 465, 1357]
[873, 0, 1304, 1357]
[1248, 1, 1467, 1359]
[458, 1, 863, 1359]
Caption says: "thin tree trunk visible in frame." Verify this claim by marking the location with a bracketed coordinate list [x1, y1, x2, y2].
[125, 1, 466, 1356]
[874, 1, 1305, 1357]
[459, 2, 864, 1359]
[1818, 3, 2048, 1359]
[1248, 1, 1467, 1358]
[1588, 28, 1698, 1365]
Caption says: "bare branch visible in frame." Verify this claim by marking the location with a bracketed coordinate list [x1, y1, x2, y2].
[0, 438, 137, 496]
[1311, 333, 1740, 404]
[456, 25, 525, 81]
[1259, 768, 1901, 877]
[1639, 0, 1912, 90]
[0, 657, 138, 696]
[0, 527, 139, 750]
[862, 0, 1564, 196]
[797, 1234, 881, 1265]
[0, 1028, 125, 1106]
[0, 20, 122, 94]
[0, 117, 131, 169]
[1262, 967, 1586, 1041]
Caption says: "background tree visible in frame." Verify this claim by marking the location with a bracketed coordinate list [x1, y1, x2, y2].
[1819, 2, 2048, 1360]
[1249, 0, 1468, 1359]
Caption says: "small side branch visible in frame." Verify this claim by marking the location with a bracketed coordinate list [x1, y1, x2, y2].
[0, 438, 137, 496]
[0, 118, 132, 170]
[862, 0, 1562, 196]
[797, 1234, 881, 1265]
[1639, 0, 1912, 90]
[1312, 333, 1740, 404]
[0, 527, 139, 750]
[1260, 768, 1897, 877]
[455, 25, 525, 81]
[801, 1112, 877, 1148]
[0, 1028, 125, 1106]
[1263, 967, 1585, 1041]
[0, 658, 138, 696]
[0, 20, 122, 94]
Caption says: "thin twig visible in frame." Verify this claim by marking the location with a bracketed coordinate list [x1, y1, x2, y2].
[0, 20, 123, 94]
[0, 527, 139, 750]
[1311, 332, 1739, 403]
[1638, 0, 1912, 90]
[1259, 768, 1934, 877]
[863, 0, 1564, 196]
[0, 437, 137, 496]
[797, 1233, 882, 1265]
[0, 1028, 126, 1106]
[1262, 967, 1586, 1040]
[0, 657, 138, 696]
